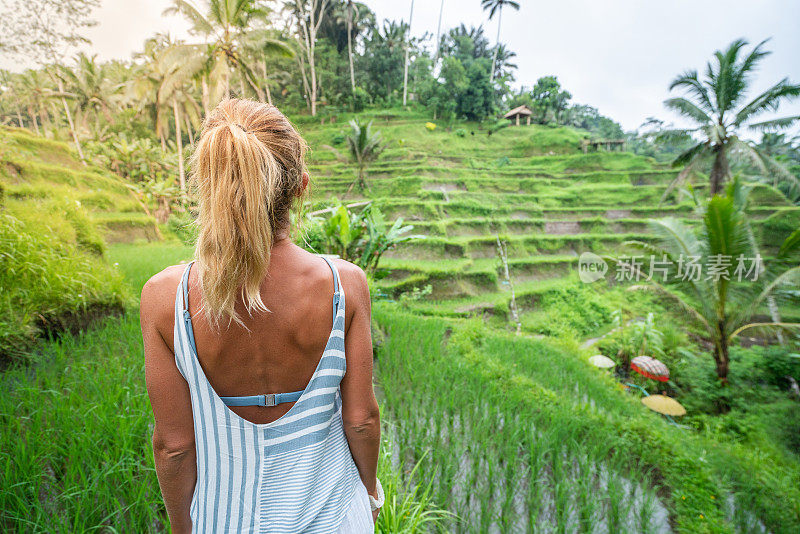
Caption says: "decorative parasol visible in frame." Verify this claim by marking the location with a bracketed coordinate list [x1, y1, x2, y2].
[631, 355, 669, 382]
[589, 355, 616, 369]
[641, 395, 686, 416]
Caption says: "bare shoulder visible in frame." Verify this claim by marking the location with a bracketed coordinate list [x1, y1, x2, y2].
[140, 263, 187, 329]
[330, 258, 369, 306]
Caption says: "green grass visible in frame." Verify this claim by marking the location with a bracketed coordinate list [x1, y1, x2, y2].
[373, 305, 800, 533]
[0, 242, 449, 532]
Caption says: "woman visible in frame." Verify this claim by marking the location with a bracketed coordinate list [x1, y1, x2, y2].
[140, 98, 382, 533]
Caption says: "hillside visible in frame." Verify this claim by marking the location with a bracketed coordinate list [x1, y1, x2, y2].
[0, 128, 143, 359]
[299, 114, 800, 533]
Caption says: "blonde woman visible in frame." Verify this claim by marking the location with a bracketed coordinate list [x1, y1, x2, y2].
[140, 99, 382, 533]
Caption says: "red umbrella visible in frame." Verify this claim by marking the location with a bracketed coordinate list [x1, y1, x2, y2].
[631, 356, 669, 382]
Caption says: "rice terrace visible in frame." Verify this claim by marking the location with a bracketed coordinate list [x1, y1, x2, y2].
[1, 0, 799, 533]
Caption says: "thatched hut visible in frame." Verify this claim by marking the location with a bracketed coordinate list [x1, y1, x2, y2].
[504, 105, 532, 126]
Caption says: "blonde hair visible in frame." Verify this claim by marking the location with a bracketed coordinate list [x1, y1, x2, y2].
[189, 98, 308, 331]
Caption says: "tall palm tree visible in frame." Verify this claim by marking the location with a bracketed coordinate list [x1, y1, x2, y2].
[164, 0, 271, 105]
[480, 0, 519, 83]
[18, 70, 53, 135]
[627, 177, 800, 387]
[664, 38, 800, 198]
[55, 53, 121, 136]
[346, 118, 384, 192]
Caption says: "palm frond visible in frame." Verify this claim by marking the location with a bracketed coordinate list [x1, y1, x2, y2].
[735, 78, 800, 126]
[748, 115, 800, 132]
[164, 0, 214, 35]
[668, 70, 716, 115]
[664, 97, 713, 126]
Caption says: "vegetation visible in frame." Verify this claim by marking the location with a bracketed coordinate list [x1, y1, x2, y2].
[1, 1, 800, 532]
[627, 177, 800, 385]
[663, 38, 800, 197]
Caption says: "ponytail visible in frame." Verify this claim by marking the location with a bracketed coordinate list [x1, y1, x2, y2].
[189, 98, 308, 331]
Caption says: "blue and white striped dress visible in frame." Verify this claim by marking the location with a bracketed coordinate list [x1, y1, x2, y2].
[172, 257, 370, 533]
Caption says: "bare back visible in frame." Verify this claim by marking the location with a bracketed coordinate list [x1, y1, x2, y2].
[158, 242, 358, 425]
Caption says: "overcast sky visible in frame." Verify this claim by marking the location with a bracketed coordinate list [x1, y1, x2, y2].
[3, 0, 799, 134]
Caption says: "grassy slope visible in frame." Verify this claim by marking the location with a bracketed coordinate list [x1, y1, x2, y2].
[299, 111, 800, 532]
[0, 128, 141, 359]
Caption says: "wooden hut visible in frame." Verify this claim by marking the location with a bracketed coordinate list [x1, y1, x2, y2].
[504, 105, 532, 126]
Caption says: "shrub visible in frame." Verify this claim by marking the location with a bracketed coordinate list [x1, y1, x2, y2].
[351, 86, 370, 112]
[425, 122, 437, 132]
[454, 128, 467, 138]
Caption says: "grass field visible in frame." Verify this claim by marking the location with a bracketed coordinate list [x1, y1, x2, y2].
[2, 111, 799, 533]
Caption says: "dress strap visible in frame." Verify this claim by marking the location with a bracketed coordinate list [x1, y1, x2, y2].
[320, 255, 342, 324]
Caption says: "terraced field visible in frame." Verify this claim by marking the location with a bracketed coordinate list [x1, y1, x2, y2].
[297, 115, 800, 533]
[302, 117, 797, 324]
[0, 128, 160, 244]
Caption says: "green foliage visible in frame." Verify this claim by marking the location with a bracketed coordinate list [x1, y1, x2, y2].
[0, 211, 131, 360]
[346, 118, 384, 191]
[308, 202, 424, 275]
[454, 128, 467, 138]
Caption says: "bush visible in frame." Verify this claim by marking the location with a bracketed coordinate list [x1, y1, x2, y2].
[351, 86, 370, 112]
[454, 128, 467, 138]
[425, 122, 437, 132]
[0, 211, 131, 360]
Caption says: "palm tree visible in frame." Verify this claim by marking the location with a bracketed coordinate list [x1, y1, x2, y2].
[164, 0, 272, 106]
[238, 29, 295, 103]
[627, 177, 800, 387]
[346, 118, 384, 192]
[55, 53, 121, 136]
[663, 39, 800, 198]
[480, 0, 519, 83]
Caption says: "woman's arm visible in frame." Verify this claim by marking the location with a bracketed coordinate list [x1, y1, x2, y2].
[141, 273, 197, 534]
[338, 263, 381, 509]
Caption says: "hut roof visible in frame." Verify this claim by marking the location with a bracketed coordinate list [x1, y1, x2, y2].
[504, 105, 532, 119]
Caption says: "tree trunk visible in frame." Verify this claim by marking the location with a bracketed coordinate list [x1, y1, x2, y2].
[490, 8, 502, 83]
[59, 81, 85, 164]
[402, 0, 415, 106]
[201, 77, 210, 115]
[709, 144, 729, 196]
[29, 108, 40, 134]
[173, 97, 186, 201]
[16, 108, 25, 128]
[714, 325, 730, 383]
[297, 50, 312, 112]
[309, 46, 318, 116]
[347, 4, 355, 94]
[185, 114, 194, 146]
[434, 0, 444, 65]
[265, 82, 273, 105]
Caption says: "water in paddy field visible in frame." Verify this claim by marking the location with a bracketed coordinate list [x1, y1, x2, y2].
[382, 407, 673, 533]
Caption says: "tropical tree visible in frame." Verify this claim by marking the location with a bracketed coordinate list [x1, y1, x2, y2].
[627, 177, 800, 387]
[284, 0, 330, 116]
[345, 118, 384, 192]
[315, 202, 422, 274]
[480, 0, 519, 83]
[663, 38, 800, 198]
[164, 0, 273, 106]
[55, 53, 122, 135]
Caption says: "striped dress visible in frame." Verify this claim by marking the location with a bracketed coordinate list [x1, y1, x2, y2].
[172, 257, 365, 533]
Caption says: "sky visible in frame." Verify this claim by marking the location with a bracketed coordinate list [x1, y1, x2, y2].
[3, 0, 799, 134]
